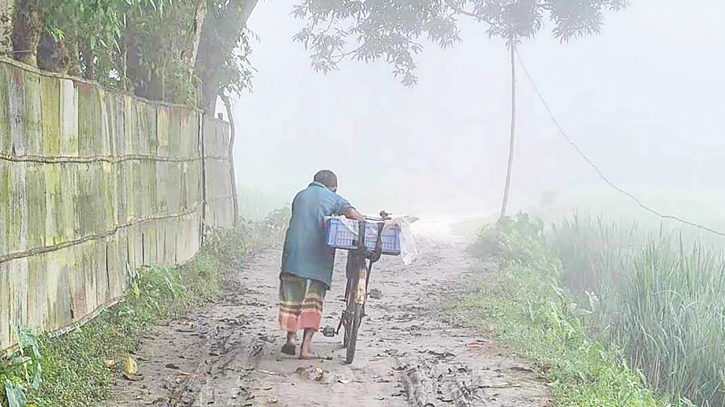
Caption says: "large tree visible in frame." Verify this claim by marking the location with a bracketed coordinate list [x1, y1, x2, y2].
[9, 0, 256, 111]
[292, 0, 629, 216]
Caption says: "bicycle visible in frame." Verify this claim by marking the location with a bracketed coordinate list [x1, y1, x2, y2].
[322, 211, 392, 364]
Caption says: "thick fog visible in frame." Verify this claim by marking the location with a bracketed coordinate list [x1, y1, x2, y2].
[228, 0, 725, 225]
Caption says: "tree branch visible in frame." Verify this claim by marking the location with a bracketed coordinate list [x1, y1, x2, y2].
[331, 47, 359, 63]
[444, 0, 494, 26]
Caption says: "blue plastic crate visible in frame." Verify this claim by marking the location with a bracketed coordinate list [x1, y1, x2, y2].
[326, 218, 401, 255]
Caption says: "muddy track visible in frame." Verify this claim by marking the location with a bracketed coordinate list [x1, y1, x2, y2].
[106, 231, 551, 407]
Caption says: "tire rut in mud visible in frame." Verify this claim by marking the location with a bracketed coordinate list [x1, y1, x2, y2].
[166, 326, 266, 406]
[108, 277, 272, 407]
[400, 357, 491, 407]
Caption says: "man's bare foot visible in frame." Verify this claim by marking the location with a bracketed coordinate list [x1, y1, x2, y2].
[281, 343, 296, 356]
[299, 351, 320, 360]
[281, 332, 297, 356]
[299, 329, 317, 359]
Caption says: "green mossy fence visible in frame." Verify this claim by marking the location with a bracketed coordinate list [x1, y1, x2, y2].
[0, 58, 235, 350]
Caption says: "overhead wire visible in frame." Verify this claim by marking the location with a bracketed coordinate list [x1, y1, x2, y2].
[514, 49, 725, 238]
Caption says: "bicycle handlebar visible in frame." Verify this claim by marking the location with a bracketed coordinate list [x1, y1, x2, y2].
[363, 210, 392, 222]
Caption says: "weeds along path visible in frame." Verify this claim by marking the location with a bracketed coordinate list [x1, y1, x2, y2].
[106, 230, 551, 407]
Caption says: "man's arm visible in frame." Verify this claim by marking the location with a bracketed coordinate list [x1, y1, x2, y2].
[344, 207, 365, 221]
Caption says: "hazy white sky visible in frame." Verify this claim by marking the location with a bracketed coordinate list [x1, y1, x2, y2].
[229, 0, 725, 218]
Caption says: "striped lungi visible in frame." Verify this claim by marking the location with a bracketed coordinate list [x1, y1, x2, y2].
[278, 273, 328, 332]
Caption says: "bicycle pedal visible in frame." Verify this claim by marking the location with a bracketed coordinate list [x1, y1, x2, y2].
[322, 326, 337, 337]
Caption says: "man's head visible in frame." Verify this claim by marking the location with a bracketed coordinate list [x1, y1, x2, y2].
[313, 170, 338, 192]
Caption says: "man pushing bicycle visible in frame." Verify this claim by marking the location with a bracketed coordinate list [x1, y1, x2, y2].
[278, 170, 364, 360]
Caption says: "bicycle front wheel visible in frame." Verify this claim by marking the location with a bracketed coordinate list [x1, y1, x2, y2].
[345, 296, 363, 364]
[343, 277, 355, 348]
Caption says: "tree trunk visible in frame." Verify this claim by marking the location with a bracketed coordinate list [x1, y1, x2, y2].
[201, 82, 218, 115]
[37, 30, 80, 75]
[12, 0, 42, 67]
[185, 1, 206, 68]
[220, 93, 239, 226]
[64, 36, 80, 76]
[500, 43, 516, 220]
[82, 41, 95, 80]
[121, 19, 128, 91]
[37, 30, 62, 72]
[196, 0, 260, 115]
[0, 0, 14, 54]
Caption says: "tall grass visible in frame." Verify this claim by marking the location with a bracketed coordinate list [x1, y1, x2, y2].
[552, 214, 725, 406]
[464, 214, 668, 407]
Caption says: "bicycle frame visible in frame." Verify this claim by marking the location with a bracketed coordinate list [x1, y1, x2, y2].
[320, 211, 397, 363]
[356, 265, 367, 305]
[325, 219, 385, 338]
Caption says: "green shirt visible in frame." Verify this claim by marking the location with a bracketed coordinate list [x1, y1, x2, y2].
[280, 183, 353, 287]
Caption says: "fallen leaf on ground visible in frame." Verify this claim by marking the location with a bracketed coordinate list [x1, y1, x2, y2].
[104, 359, 116, 369]
[123, 357, 138, 375]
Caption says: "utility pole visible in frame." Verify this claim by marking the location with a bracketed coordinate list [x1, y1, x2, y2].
[500, 41, 516, 220]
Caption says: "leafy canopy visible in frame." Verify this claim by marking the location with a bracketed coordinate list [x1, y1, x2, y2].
[291, 0, 629, 85]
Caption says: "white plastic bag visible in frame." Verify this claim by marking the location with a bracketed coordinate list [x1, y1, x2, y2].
[383, 216, 419, 265]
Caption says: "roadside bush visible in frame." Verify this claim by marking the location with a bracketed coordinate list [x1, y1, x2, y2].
[470, 213, 548, 267]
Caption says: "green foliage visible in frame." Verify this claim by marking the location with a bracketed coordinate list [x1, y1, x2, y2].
[470, 213, 548, 267]
[122, 0, 256, 106]
[552, 213, 725, 406]
[21, 0, 255, 108]
[11, 327, 42, 392]
[292, 0, 629, 85]
[451, 225, 670, 407]
[204, 225, 254, 272]
[123, 0, 202, 101]
[4, 382, 26, 407]
[0, 326, 43, 407]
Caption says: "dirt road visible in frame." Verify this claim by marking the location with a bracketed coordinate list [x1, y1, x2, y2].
[107, 226, 551, 407]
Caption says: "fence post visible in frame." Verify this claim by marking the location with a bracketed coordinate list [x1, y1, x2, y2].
[199, 112, 207, 246]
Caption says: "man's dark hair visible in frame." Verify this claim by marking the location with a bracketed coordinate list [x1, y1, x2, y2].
[313, 170, 338, 188]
